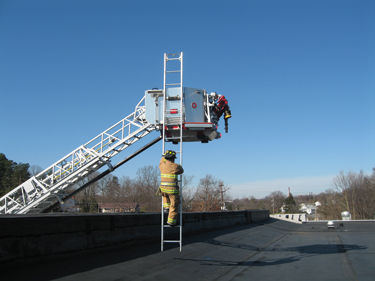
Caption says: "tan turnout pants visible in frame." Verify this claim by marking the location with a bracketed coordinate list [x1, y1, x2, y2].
[162, 193, 180, 225]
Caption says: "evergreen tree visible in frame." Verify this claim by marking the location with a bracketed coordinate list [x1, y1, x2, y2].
[0, 153, 31, 197]
[284, 193, 298, 213]
[80, 196, 99, 213]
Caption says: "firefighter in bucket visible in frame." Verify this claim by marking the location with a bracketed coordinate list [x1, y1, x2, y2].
[213, 94, 232, 133]
[158, 150, 184, 227]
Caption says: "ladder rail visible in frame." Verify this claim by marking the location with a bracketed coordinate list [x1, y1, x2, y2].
[0, 97, 155, 214]
[178, 52, 183, 251]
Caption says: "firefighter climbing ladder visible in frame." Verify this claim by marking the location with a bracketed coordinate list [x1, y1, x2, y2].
[1, 52, 228, 254]
[0, 98, 156, 214]
[161, 52, 184, 251]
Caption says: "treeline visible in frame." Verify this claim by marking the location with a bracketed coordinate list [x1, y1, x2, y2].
[233, 191, 286, 213]
[0, 153, 30, 197]
[72, 167, 230, 213]
[2, 153, 374, 220]
[317, 169, 375, 220]
[233, 168, 375, 220]
[0, 154, 230, 213]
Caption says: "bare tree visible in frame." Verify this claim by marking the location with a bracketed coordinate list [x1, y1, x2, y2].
[181, 174, 195, 212]
[135, 165, 160, 212]
[233, 196, 260, 210]
[96, 175, 113, 200]
[317, 190, 344, 220]
[265, 191, 286, 213]
[74, 171, 100, 213]
[333, 171, 353, 213]
[194, 174, 229, 212]
[304, 170, 375, 220]
[114, 176, 138, 212]
[28, 165, 43, 176]
[350, 171, 375, 220]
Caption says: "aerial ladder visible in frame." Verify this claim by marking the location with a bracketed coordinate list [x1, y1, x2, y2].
[0, 52, 231, 251]
[0, 99, 156, 214]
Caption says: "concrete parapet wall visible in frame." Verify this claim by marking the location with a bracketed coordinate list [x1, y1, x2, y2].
[271, 213, 307, 223]
[0, 210, 269, 262]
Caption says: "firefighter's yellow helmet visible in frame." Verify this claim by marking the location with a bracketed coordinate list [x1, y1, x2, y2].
[164, 150, 177, 159]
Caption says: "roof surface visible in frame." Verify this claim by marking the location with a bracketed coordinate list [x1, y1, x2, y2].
[3, 218, 375, 281]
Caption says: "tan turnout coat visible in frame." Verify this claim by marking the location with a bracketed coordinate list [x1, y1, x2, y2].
[159, 157, 184, 194]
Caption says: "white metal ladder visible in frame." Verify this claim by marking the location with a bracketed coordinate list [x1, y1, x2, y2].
[161, 52, 184, 251]
[0, 97, 155, 214]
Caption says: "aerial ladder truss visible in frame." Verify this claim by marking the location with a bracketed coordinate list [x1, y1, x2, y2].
[0, 52, 231, 253]
[0, 99, 155, 214]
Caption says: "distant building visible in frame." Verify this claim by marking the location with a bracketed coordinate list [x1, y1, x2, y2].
[220, 201, 233, 211]
[98, 203, 141, 213]
[299, 203, 316, 215]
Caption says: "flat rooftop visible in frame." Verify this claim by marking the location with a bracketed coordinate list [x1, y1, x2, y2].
[2, 218, 375, 281]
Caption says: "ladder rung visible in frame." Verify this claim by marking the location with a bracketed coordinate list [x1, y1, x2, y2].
[163, 225, 181, 228]
[166, 83, 181, 86]
[166, 70, 181, 73]
[164, 240, 181, 243]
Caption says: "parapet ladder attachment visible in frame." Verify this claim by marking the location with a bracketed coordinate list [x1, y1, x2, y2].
[0, 97, 156, 214]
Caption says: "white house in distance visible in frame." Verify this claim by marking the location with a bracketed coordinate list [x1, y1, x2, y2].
[299, 203, 316, 215]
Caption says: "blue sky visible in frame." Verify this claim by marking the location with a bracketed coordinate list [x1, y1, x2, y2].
[1, 0, 374, 199]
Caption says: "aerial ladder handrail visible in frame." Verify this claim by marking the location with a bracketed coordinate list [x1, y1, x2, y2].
[0, 96, 156, 214]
